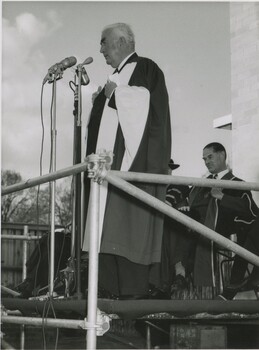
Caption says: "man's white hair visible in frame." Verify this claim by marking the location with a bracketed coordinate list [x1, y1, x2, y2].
[103, 23, 135, 50]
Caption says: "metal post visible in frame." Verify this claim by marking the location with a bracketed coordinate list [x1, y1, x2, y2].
[86, 179, 100, 350]
[50, 79, 57, 295]
[146, 324, 151, 349]
[20, 325, 25, 350]
[22, 226, 28, 281]
[21, 225, 29, 350]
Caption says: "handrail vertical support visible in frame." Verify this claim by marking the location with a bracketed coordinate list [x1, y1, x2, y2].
[86, 179, 100, 349]
[22, 225, 28, 281]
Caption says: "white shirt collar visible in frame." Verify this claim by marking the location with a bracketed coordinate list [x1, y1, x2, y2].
[118, 52, 136, 71]
[215, 169, 229, 179]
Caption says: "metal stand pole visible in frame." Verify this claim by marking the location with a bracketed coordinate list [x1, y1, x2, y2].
[146, 324, 151, 349]
[76, 67, 83, 298]
[70, 65, 84, 298]
[20, 225, 29, 350]
[86, 179, 100, 349]
[71, 82, 82, 298]
[22, 225, 28, 280]
[49, 79, 57, 295]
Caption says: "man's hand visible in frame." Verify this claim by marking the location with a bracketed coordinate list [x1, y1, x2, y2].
[178, 206, 190, 212]
[104, 80, 117, 99]
[210, 187, 224, 200]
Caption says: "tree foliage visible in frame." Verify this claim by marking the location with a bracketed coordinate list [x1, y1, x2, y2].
[1, 170, 73, 226]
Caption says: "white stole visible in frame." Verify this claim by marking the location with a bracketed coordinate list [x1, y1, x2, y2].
[82, 62, 150, 251]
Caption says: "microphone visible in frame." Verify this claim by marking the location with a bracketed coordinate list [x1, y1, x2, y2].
[58, 56, 77, 70]
[76, 57, 93, 85]
[43, 56, 77, 84]
[81, 57, 93, 66]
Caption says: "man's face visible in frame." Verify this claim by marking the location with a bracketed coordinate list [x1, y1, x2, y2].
[100, 29, 122, 68]
[202, 147, 226, 174]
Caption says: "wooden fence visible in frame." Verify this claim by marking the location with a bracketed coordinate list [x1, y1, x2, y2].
[1, 223, 51, 288]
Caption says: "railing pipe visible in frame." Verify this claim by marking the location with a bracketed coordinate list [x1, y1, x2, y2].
[105, 172, 259, 267]
[2, 166, 259, 197]
[1, 163, 88, 196]
[86, 179, 100, 349]
[1, 235, 40, 241]
[1, 315, 88, 329]
[110, 171, 259, 192]
[1, 285, 21, 297]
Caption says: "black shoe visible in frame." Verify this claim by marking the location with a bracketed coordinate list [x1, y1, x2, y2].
[15, 278, 34, 298]
[171, 274, 188, 292]
[219, 281, 247, 300]
[225, 279, 249, 292]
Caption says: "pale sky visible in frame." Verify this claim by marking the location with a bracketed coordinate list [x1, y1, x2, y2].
[1, 1, 231, 181]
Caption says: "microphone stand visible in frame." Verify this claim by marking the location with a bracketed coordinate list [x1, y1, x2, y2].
[70, 59, 91, 299]
[71, 65, 84, 299]
[43, 66, 67, 296]
[50, 77, 57, 296]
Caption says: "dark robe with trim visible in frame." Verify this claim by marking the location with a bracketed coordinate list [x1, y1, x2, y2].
[84, 53, 171, 265]
[189, 171, 258, 286]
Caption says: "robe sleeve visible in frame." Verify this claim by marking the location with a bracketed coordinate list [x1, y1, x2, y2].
[221, 191, 258, 219]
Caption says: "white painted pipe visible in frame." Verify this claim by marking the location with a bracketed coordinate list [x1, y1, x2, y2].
[86, 180, 100, 349]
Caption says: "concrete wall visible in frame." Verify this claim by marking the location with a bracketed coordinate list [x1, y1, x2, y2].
[230, 2, 259, 204]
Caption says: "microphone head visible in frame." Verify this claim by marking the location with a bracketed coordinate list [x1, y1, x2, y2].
[82, 57, 93, 65]
[48, 63, 59, 73]
[60, 56, 77, 69]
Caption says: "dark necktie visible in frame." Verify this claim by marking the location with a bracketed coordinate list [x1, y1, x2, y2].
[213, 174, 218, 179]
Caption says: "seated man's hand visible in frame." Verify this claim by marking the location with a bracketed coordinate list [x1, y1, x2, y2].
[105, 80, 117, 99]
[211, 187, 224, 200]
[178, 206, 190, 212]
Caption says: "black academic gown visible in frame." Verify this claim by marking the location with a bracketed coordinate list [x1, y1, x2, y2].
[84, 53, 171, 296]
[189, 171, 258, 286]
[84, 53, 171, 262]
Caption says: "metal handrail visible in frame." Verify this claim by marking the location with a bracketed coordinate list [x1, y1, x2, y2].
[2, 162, 259, 196]
[105, 172, 259, 267]
[1, 157, 259, 350]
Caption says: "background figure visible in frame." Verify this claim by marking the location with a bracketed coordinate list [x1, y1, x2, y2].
[161, 159, 197, 296]
[188, 142, 258, 297]
[15, 227, 71, 298]
[83, 23, 171, 299]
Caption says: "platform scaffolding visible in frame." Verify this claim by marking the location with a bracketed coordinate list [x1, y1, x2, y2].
[1, 150, 259, 350]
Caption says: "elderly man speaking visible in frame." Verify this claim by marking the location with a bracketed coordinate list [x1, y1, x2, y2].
[83, 23, 171, 299]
